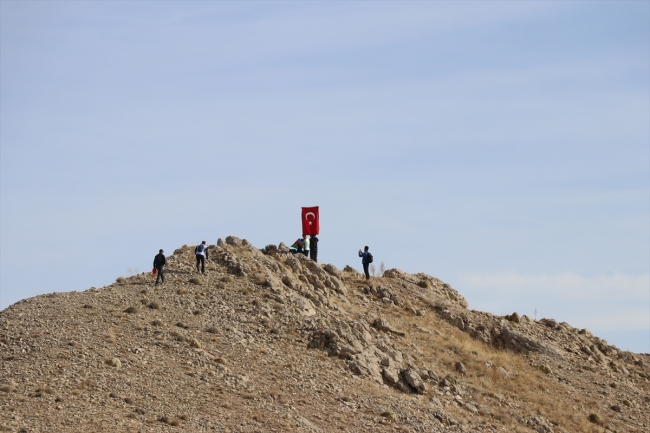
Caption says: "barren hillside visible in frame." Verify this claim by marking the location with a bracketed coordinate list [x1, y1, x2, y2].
[1, 236, 648, 433]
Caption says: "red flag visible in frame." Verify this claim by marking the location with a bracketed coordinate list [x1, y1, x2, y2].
[301, 206, 320, 235]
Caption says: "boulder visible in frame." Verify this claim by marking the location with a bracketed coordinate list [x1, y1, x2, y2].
[402, 368, 427, 394]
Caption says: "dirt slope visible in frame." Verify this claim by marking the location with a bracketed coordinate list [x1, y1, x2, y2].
[1, 236, 648, 433]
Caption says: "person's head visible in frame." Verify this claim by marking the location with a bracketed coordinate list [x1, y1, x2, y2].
[302, 234, 306, 239]
[202, 241, 206, 245]
[364, 246, 369, 252]
[159, 249, 164, 253]
[311, 234, 316, 238]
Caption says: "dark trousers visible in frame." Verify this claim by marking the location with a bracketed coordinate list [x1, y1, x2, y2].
[303, 249, 309, 257]
[196, 255, 205, 273]
[363, 263, 370, 280]
[310, 249, 318, 262]
[155, 266, 165, 284]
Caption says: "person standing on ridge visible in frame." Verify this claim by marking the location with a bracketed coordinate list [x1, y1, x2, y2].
[309, 234, 319, 262]
[302, 234, 310, 258]
[195, 241, 209, 274]
[358, 246, 372, 280]
[153, 249, 166, 286]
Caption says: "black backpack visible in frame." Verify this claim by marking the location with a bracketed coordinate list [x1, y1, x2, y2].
[367, 252, 373, 264]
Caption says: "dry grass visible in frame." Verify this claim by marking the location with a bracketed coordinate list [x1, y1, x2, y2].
[354, 289, 596, 433]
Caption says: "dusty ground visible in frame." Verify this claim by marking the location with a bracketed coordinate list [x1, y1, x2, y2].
[1, 236, 648, 433]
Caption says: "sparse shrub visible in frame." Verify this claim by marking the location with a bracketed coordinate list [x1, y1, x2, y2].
[539, 364, 552, 375]
[105, 358, 121, 368]
[370, 264, 376, 276]
[205, 326, 219, 334]
[444, 374, 457, 385]
[35, 386, 53, 395]
[151, 320, 162, 326]
[179, 414, 189, 421]
[381, 411, 396, 421]
[171, 331, 185, 342]
[177, 287, 188, 294]
[379, 261, 385, 277]
[149, 301, 160, 309]
[189, 338, 201, 348]
[124, 306, 139, 314]
[417, 280, 430, 289]
[116, 277, 126, 284]
[105, 331, 117, 343]
[588, 413, 602, 426]
[189, 277, 204, 285]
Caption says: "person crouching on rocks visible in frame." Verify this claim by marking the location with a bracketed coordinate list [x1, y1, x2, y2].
[195, 241, 208, 274]
[309, 234, 319, 262]
[290, 237, 304, 254]
[153, 249, 166, 286]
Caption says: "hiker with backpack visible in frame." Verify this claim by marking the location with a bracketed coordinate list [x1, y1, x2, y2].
[153, 249, 166, 286]
[309, 234, 319, 262]
[195, 241, 209, 274]
[358, 246, 373, 280]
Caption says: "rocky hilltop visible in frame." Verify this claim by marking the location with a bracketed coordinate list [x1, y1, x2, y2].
[1, 236, 648, 433]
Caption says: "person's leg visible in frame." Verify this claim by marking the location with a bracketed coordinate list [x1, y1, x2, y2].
[312, 251, 318, 263]
[200, 256, 205, 273]
[304, 249, 309, 257]
[196, 255, 200, 272]
[159, 267, 165, 283]
[155, 270, 161, 285]
[363, 263, 370, 280]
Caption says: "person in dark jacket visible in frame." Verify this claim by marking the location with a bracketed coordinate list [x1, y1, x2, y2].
[195, 241, 209, 274]
[153, 249, 166, 286]
[358, 246, 371, 280]
[309, 234, 319, 262]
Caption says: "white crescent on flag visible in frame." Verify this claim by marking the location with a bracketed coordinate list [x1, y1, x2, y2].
[305, 212, 315, 224]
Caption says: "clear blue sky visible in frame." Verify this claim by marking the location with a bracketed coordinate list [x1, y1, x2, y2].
[1, 1, 648, 353]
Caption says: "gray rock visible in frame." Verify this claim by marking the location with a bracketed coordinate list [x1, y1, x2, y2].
[540, 318, 559, 329]
[382, 366, 400, 384]
[225, 236, 242, 246]
[402, 368, 427, 394]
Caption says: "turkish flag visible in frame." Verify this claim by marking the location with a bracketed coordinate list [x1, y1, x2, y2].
[301, 206, 320, 235]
